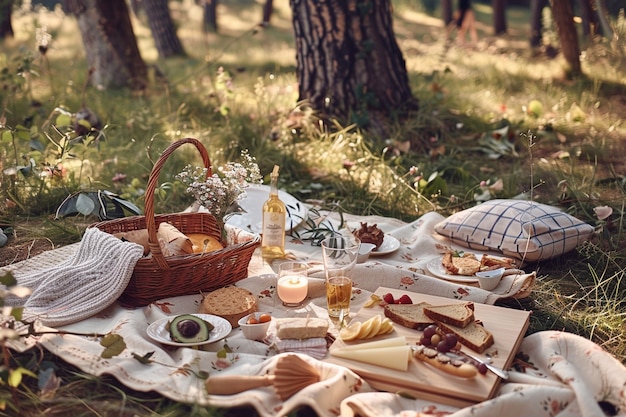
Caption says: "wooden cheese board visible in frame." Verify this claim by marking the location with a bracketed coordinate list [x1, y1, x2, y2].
[324, 287, 531, 407]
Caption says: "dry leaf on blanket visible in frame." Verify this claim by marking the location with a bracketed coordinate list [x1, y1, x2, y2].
[157, 223, 193, 257]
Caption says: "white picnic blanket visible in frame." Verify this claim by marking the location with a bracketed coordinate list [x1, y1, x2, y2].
[2, 211, 624, 417]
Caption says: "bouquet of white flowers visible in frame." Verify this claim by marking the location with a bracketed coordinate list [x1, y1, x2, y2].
[176, 150, 263, 228]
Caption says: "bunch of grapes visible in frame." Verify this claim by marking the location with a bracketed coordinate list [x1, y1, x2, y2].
[419, 324, 489, 374]
[419, 324, 459, 353]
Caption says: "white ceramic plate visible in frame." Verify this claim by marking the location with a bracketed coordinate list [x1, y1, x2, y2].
[226, 185, 308, 234]
[146, 314, 232, 347]
[426, 256, 480, 283]
[369, 235, 400, 256]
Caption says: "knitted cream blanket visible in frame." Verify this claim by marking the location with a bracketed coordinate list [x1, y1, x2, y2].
[5, 227, 144, 326]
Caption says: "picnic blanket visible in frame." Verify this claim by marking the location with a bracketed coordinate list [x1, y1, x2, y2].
[2, 211, 624, 417]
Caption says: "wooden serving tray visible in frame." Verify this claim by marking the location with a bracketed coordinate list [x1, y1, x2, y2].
[324, 287, 531, 407]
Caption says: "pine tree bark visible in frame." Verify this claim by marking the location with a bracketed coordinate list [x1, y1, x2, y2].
[65, 0, 148, 90]
[0, 0, 14, 38]
[143, 0, 186, 58]
[290, 0, 418, 133]
[550, 0, 582, 76]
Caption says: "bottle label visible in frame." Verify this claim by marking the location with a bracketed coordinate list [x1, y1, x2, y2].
[262, 212, 286, 246]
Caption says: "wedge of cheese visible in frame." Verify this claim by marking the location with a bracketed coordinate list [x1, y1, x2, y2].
[330, 341, 411, 371]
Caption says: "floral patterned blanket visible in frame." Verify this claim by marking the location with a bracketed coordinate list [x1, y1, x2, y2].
[3, 211, 624, 417]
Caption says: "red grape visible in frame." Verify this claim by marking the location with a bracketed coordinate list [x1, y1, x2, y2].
[423, 325, 438, 338]
[445, 333, 458, 347]
[437, 340, 451, 353]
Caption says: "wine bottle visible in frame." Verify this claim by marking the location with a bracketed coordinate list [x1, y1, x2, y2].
[261, 165, 286, 260]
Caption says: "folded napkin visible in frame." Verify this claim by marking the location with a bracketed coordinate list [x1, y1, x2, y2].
[4, 227, 143, 326]
[205, 352, 375, 417]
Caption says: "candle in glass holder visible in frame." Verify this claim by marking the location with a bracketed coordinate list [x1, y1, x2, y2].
[277, 275, 308, 307]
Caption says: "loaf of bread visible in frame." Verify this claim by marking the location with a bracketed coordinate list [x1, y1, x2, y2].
[423, 302, 475, 328]
[383, 302, 435, 330]
[275, 317, 329, 340]
[186, 233, 224, 253]
[436, 320, 494, 353]
[199, 287, 257, 328]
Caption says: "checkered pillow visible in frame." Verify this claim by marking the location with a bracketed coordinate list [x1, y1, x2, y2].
[434, 199, 595, 261]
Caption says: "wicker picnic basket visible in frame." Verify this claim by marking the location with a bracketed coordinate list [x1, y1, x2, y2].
[92, 138, 260, 307]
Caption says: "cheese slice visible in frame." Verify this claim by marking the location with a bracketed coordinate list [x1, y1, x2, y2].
[336, 336, 406, 351]
[330, 344, 411, 371]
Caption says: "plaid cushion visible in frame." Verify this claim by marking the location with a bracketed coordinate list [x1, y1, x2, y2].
[434, 199, 595, 261]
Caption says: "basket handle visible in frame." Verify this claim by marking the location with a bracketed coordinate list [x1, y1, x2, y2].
[145, 138, 212, 269]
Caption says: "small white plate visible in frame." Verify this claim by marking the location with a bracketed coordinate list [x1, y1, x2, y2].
[146, 314, 232, 347]
[426, 256, 480, 283]
[369, 235, 400, 256]
[226, 185, 308, 234]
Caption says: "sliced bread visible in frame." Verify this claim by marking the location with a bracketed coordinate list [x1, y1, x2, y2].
[383, 302, 434, 330]
[436, 320, 494, 353]
[423, 302, 475, 328]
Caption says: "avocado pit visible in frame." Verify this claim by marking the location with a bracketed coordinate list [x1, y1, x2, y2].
[169, 314, 214, 343]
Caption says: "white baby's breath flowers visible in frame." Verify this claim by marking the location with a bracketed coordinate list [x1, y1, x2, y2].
[176, 150, 262, 222]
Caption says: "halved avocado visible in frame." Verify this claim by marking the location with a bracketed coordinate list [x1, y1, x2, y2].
[169, 314, 214, 343]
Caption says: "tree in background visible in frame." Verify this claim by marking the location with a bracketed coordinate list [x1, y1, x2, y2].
[143, 0, 186, 58]
[550, 0, 582, 77]
[442, 0, 453, 26]
[0, 0, 14, 38]
[493, 0, 507, 35]
[64, 0, 148, 90]
[203, 0, 218, 32]
[262, 0, 273, 24]
[290, 0, 419, 134]
[529, 0, 548, 48]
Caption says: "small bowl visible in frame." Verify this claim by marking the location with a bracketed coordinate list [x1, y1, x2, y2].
[237, 312, 272, 340]
[357, 243, 377, 263]
[475, 268, 506, 291]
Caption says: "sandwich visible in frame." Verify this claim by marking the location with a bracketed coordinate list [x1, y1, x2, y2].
[441, 251, 481, 276]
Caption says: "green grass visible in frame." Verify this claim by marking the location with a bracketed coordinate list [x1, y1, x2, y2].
[1, 1, 626, 415]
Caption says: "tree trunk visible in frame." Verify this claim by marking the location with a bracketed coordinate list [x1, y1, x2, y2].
[550, 0, 582, 77]
[579, 0, 597, 37]
[290, 0, 419, 133]
[143, 0, 186, 58]
[65, 0, 148, 90]
[493, 0, 507, 35]
[442, 0, 453, 27]
[0, 0, 14, 38]
[529, 0, 547, 47]
[262, 0, 273, 24]
[203, 0, 218, 32]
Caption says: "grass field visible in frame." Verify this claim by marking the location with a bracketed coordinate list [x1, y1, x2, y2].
[1, 1, 626, 415]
